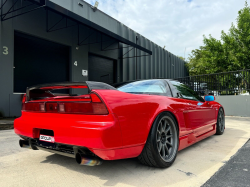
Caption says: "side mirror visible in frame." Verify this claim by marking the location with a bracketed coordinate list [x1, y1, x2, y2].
[204, 95, 215, 102]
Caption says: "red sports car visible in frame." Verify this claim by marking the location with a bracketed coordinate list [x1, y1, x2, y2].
[14, 79, 225, 168]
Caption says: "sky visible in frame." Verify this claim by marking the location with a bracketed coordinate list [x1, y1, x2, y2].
[85, 0, 246, 59]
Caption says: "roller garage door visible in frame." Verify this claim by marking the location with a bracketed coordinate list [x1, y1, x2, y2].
[88, 55, 116, 84]
[14, 32, 70, 93]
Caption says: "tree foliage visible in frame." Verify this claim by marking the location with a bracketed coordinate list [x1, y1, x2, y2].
[177, 56, 185, 61]
[187, 1, 250, 75]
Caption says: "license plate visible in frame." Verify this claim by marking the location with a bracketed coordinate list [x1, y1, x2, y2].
[39, 134, 55, 143]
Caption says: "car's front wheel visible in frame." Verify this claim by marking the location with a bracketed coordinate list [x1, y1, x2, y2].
[138, 112, 179, 168]
[215, 108, 225, 135]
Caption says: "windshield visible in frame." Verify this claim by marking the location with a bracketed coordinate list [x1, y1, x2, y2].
[117, 80, 167, 94]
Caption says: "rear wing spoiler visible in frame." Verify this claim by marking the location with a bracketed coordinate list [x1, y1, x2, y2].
[26, 81, 116, 101]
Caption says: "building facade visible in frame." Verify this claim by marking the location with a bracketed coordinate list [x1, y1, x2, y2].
[0, 0, 188, 117]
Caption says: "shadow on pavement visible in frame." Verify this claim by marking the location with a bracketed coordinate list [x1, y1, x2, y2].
[39, 127, 247, 187]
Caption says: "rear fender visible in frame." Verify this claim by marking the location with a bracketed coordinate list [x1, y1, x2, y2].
[94, 90, 181, 148]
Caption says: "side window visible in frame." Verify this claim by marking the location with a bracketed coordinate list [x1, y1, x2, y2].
[170, 81, 204, 102]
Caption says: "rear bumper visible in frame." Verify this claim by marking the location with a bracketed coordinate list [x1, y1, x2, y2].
[18, 134, 144, 161]
[14, 112, 136, 160]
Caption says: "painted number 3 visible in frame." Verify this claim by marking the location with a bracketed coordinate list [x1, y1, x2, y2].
[3, 46, 8, 55]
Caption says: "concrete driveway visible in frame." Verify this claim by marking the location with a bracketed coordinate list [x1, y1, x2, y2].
[0, 116, 250, 187]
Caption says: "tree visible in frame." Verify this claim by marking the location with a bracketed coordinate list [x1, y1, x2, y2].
[187, 1, 250, 76]
[177, 56, 185, 61]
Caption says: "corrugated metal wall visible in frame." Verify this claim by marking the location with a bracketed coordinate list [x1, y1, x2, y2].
[119, 31, 189, 82]
[51, 0, 189, 82]
[116, 22, 188, 82]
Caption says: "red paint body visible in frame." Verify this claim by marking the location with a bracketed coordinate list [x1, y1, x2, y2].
[14, 89, 224, 160]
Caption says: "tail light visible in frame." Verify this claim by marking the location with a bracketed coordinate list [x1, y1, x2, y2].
[22, 94, 26, 103]
[90, 93, 108, 115]
[21, 93, 108, 115]
[21, 94, 27, 111]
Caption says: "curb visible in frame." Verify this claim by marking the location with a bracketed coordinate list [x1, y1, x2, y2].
[0, 119, 14, 130]
[0, 124, 14, 130]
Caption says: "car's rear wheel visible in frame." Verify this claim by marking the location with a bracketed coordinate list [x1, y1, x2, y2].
[138, 112, 179, 168]
[215, 108, 225, 135]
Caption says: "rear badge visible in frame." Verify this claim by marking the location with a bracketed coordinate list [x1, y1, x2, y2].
[39, 134, 55, 143]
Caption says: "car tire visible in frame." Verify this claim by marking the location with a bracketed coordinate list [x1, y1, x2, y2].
[138, 112, 179, 168]
[215, 108, 225, 135]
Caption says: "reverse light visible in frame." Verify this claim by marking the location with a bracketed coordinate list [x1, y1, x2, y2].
[40, 103, 45, 112]
[58, 103, 65, 112]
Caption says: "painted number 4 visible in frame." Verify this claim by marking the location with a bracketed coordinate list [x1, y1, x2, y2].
[74, 61, 77, 66]
[3, 46, 8, 55]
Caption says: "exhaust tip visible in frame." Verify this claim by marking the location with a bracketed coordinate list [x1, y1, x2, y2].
[76, 152, 102, 166]
[75, 153, 82, 164]
[19, 139, 30, 148]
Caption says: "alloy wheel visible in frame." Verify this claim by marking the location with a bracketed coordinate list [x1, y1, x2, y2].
[156, 116, 178, 162]
[218, 110, 224, 132]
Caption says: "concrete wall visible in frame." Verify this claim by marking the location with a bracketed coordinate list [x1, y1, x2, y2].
[215, 95, 250, 117]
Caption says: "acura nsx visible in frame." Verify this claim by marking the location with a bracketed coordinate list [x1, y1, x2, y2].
[14, 79, 225, 168]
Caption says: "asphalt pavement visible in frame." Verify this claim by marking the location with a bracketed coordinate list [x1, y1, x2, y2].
[0, 116, 250, 187]
[203, 139, 250, 187]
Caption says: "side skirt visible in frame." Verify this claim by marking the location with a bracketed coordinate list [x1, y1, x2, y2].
[178, 124, 216, 151]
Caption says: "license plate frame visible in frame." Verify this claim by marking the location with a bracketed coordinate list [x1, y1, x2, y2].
[39, 134, 55, 143]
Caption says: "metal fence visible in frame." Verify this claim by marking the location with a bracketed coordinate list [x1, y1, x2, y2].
[175, 69, 250, 96]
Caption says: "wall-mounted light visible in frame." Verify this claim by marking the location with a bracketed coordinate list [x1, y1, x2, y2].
[91, 1, 99, 12]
